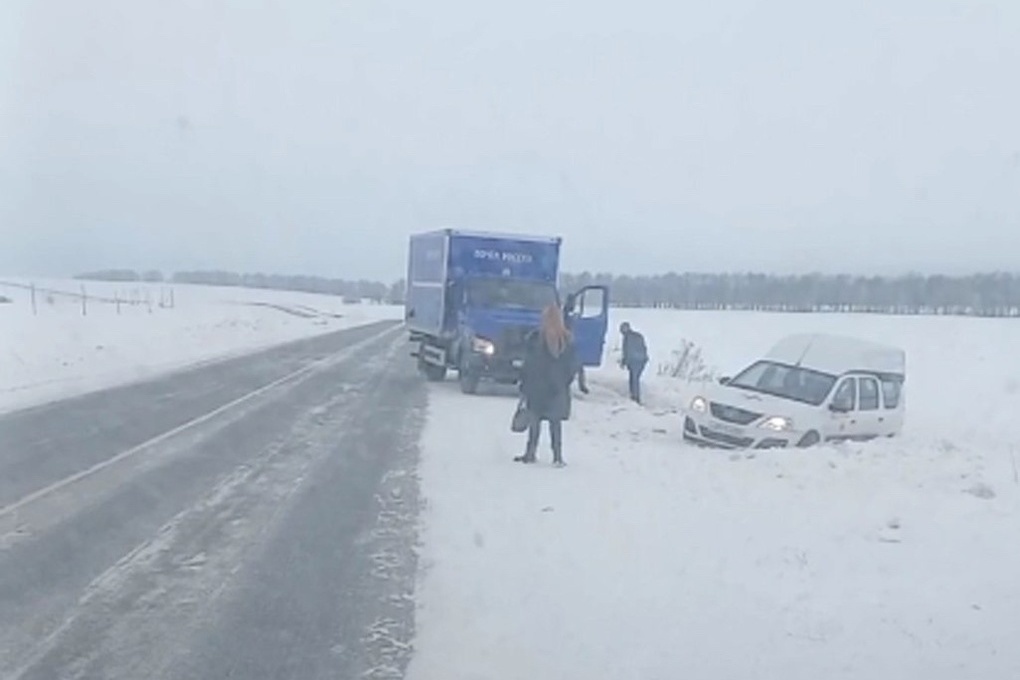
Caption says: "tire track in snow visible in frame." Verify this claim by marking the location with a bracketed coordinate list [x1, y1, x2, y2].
[9, 383, 364, 680]
[162, 336, 426, 680]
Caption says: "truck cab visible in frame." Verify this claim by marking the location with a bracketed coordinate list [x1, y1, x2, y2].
[406, 229, 609, 393]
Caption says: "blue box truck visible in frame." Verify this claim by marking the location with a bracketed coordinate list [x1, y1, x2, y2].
[406, 229, 609, 393]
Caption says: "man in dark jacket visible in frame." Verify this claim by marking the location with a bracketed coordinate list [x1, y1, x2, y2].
[619, 322, 648, 404]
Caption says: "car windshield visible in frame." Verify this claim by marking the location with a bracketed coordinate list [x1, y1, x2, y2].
[466, 279, 557, 310]
[728, 361, 837, 406]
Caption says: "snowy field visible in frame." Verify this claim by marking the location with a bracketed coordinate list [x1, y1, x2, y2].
[0, 278, 401, 414]
[409, 309, 1020, 680]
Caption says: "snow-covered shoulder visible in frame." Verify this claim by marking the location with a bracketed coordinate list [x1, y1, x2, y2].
[0, 278, 401, 413]
[408, 309, 1020, 680]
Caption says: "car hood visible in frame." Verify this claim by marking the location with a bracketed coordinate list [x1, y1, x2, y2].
[703, 384, 822, 420]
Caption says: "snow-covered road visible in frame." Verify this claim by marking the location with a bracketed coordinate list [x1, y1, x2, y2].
[0, 321, 423, 680]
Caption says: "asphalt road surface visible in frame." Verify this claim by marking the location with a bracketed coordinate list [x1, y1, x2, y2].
[0, 320, 426, 680]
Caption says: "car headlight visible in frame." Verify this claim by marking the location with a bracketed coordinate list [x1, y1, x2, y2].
[689, 396, 707, 413]
[472, 337, 495, 355]
[759, 416, 794, 431]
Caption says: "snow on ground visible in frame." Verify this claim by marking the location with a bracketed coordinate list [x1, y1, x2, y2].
[0, 278, 401, 414]
[409, 309, 1020, 680]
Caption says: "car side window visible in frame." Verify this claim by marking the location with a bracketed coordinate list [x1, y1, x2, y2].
[881, 377, 902, 409]
[832, 378, 856, 411]
[859, 377, 880, 411]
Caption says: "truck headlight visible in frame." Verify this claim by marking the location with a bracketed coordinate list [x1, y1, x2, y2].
[689, 396, 707, 413]
[472, 337, 495, 356]
[759, 416, 794, 431]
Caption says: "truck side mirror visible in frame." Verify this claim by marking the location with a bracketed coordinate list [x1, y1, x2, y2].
[718, 376, 730, 385]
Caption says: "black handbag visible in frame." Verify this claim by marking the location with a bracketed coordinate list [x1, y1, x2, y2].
[511, 397, 531, 433]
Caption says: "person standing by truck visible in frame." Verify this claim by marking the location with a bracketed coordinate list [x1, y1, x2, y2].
[619, 322, 649, 404]
[514, 305, 577, 467]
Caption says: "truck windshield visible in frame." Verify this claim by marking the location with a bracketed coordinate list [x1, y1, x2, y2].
[466, 279, 557, 310]
[728, 361, 837, 406]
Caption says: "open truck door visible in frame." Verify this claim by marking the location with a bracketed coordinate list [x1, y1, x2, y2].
[567, 285, 610, 367]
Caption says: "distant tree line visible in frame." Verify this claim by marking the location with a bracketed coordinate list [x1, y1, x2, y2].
[75, 269, 164, 283]
[75, 269, 1020, 317]
[75, 269, 400, 303]
[559, 272, 1020, 317]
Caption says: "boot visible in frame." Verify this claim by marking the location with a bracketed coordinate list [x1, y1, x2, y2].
[514, 441, 538, 463]
[577, 367, 590, 394]
[516, 424, 540, 463]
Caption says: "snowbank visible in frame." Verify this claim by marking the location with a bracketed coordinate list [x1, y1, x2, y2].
[408, 309, 1020, 680]
[0, 278, 401, 414]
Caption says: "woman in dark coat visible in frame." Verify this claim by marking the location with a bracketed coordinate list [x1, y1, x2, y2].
[514, 304, 577, 467]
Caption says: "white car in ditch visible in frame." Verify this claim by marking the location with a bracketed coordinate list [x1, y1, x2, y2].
[683, 333, 905, 449]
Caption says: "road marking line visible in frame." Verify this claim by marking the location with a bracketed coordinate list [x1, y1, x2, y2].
[0, 324, 400, 521]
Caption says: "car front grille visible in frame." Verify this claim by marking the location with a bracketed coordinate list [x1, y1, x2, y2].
[755, 438, 788, 449]
[709, 402, 762, 425]
[699, 427, 755, 448]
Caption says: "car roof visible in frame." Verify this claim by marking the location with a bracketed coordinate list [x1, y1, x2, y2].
[764, 333, 905, 376]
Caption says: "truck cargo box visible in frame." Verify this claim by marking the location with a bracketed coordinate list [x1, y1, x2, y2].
[405, 231, 448, 336]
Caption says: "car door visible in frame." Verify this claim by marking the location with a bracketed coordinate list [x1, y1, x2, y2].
[567, 285, 610, 367]
[826, 377, 859, 441]
[879, 375, 905, 435]
[854, 375, 885, 439]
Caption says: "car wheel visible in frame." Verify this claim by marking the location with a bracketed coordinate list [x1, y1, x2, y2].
[796, 431, 821, 448]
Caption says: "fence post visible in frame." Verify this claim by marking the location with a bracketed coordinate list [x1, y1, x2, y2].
[31, 283, 37, 315]
[81, 284, 87, 316]
[116, 292, 122, 315]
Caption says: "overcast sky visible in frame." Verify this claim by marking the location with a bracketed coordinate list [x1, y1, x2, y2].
[2, 0, 1019, 281]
